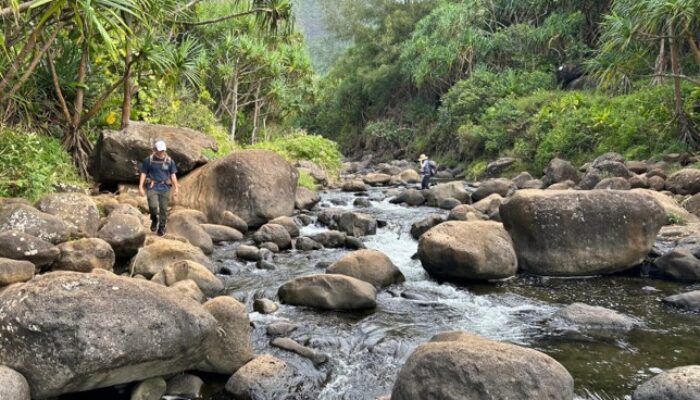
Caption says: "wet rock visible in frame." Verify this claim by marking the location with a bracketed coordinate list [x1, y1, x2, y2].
[364, 173, 392, 186]
[296, 237, 324, 251]
[197, 296, 254, 375]
[225, 355, 298, 400]
[36, 193, 100, 237]
[297, 214, 313, 226]
[0, 271, 216, 399]
[256, 260, 276, 270]
[165, 374, 203, 399]
[221, 211, 249, 233]
[317, 208, 343, 228]
[0, 258, 35, 286]
[310, 231, 347, 248]
[201, 224, 243, 243]
[269, 216, 300, 238]
[168, 210, 213, 255]
[390, 331, 574, 400]
[131, 237, 213, 278]
[53, 238, 115, 272]
[0, 230, 59, 267]
[390, 189, 425, 206]
[472, 178, 514, 202]
[399, 169, 421, 183]
[178, 150, 298, 227]
[648, 175, 666, 191]
[485, 157, 516, 178]
[327, 249, 405, 288]
[594, 177, 631, 190]
[551, 303, 640, 331]
[666, 168, 700, 195]
[295, 187, 321, 211]
[260, 242, 280, 253]
[237, 244, 261, 261]
[0, 204, 73, 244]
[426, 182, 470, 206]
[130, 377, 166, 400]
[438, 197, 461, 210]
[253, 224, 292, 250]
[447, 205, 484, 221]
[338, 212, 377, 237]
[342, 180, 368, 192]
[278, 274, 377, 311]
[632, 365, 700, 400]
[631, 189, 699, 224]
[271, 337, 328, 366]
[663, 290, 700, 311]
[418, 221, 517, 281]
[267, 322, 298, 336]
[543, 158, 580, 186]
[254, 298, 279, 314]
[315, 261, 333, 269]
[151, 260, 224, 297]
[97, 212, 146, 258]
[353, 197, 372, 208]
[501, 190, 666, 276]
[345, 236, 366, 250]
[0, 366, 31, 400]
[654, 248, 700, 282]
[410, 214, 445, 240]
[91, 121, 217, 183]
[171, 279, 205, 303]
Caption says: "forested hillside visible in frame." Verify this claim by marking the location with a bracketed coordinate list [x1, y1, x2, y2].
[303, 0, 700, 177]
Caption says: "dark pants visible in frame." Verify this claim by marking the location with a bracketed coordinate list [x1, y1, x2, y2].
[421, 175, 431, 190]
[146, 189, 170, 227]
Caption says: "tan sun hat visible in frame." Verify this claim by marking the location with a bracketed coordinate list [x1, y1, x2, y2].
[418, 154, 428, 162]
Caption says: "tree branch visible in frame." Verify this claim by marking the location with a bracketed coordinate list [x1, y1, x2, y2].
[649, 73, 700, 85]
[47, 49, 72, 124]
[175, 8, 270, 27]
[0, 0, 35, 18]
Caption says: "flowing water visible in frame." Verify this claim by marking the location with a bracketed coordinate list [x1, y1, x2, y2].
[60, 187, 700, 400]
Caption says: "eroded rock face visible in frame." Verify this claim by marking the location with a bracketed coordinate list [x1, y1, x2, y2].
[36, 193, 100, 237]
[632, 365, 700, 400]
[0, 204, 73, 244]
[278, 274, 377, 311]
[327, 249, 405, 288]
[0, 271, 217, 399]
[500, 190, 666, 276]
[390, 331, 574, 400]
[97, 212, 146, 258]
[0, 230, 59, 267]
[418, 221, 517, 281]
[91, 121, 217, 183]
[177, 150, 298, 227]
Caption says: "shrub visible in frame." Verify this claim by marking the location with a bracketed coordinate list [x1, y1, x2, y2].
[0, 127, 85, 201]
[297, 170, 317, 191]
[248, 131, 343, 178]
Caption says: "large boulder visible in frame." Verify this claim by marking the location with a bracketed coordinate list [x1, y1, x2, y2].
[269, 216, 300, 238]
[390, 331, 574, 400]
[363, 173, 392, 186]
[253, 223, 292, 250]
[91, 121, 217, 183]
[632, 366, 700, 400]
[196, 296, 253, 375]
[551, 303, 640, 331]
[0, 366, 30, 400]
[200, 224, 242, 243]
[36, 193, 100, 237]
[0, 271, 217, 399]
[225, 355, 296, 400]
[152, 260, 224, 297]
[177, 150, 298, 227]
[131, 238, 213, 277]
[543, 158, 579, 186]
[278, 274, 377, 311]
[337, 212, 377, 237]
[485, 157, 516, 178]
[663, 290, 700, 311]
[654, 248, 700, 282]
[666, 168, 700, 195]
[53, 238, 115, 272]
[97, 212, 146, 258]
[295, 187, 320, 211]
[0, 257, 35, 286]
[426, 182, 470, 206]
[471, 178, 514, 202]
[398, 169, 421, 183]
[418, 221, 517, 281]
[632, 188, 699, 224]
[0, 231, 59, 267]
[327, 249, 405, 288]
[410, 214, 445, 239]
[0, 204, 73, 244]
[390, 189, 425, 206]
[168, 211, 213, 255]
[500, 190, 666, 276]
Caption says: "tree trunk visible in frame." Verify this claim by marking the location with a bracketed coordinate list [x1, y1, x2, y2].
[229, 71, 239, 141]
[4, 24, 63, 100]
[62, 39, 92, 177]
[121, 15, 132, 129]
[686, 30, 700, 67]
[651, 38, 666, 86]
[250, 81, 262, 145]
[668, 22, 699, 146]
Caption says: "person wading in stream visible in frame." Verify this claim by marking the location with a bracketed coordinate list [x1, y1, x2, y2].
[138, 139, 179, 236]
[419, 154, 436, 190]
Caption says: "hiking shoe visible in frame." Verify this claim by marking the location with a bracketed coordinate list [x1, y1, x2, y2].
[157, 226, 166, 236]
[150, 220, 158, 232]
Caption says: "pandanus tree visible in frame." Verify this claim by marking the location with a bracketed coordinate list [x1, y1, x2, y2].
[594, 0, 700, 146]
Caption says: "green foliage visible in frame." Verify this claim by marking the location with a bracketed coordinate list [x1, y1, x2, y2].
[248, 131, 343, 177]
[297, 170, 317, 191]
[0, 127, 85, 201]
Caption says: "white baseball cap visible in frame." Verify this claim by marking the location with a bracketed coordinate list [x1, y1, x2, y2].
[154, 140, 166, 151]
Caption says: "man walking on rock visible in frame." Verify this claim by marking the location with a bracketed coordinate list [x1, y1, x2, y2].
[419, 154, 434, 190]
[139, 140, 179, 236]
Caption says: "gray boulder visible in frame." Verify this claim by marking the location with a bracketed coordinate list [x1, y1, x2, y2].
[310, 231, 348, 248]
[253, 298, 279, 314]
[552, 303, 640, 331]
[236, 244, 261, 261]
[295, 187, 321, 211]
[594, 177, 631, 190]
[0, 271, 216, 399]
[390, 189, 425, 206]
[278, 274, 377, 311]
[0, 230, 59, 267]
[655, 248, 700, 282]
[472, 178, 514, 202]
[338, 212, 377, 237]
[53, 238, 115, 272]
[168, 210, 214, 255]
[97, 212, 146, 258]
[544, 158, 579, 186]
[36, 193, 100, 237]
[663, 290, 700, 311]
[0, 257, 35, 286]
[410, 214, 445, 239]
[327, 249, 405, 288]
[0, 366, 31, 400]
[253, 223, 292, 250]
[485, 157, 516, 178]
[426, 182, 470, 206]
[295, 237, 324, 251]
[201, 224, 243, 243]
[632, 366, 700, 400]
[0, 204, 73, 244]
[221, 211, 248, 233]
[667, 168, 700, 195]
